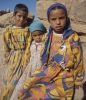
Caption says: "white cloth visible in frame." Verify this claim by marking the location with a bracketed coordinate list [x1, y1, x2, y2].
[10, 40, 42, 100]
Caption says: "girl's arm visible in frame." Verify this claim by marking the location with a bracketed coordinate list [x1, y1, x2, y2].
[3, 28, 11, 65]
[19, 62, 61, 93]
[24, 29, 32, 67]
[10, 62, 32, 100]
[18, 64, 61, 99]
[72, 33, 85, 86]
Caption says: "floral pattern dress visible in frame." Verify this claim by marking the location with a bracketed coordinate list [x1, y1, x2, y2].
[10, 40, 42, 100]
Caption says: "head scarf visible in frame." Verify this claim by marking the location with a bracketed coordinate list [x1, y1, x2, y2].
[30, 21, 46, 33]
[41, 3, 75, 65]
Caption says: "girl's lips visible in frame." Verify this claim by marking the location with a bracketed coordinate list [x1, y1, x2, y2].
[56, 26, 62, 30]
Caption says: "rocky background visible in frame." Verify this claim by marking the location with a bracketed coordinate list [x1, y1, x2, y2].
[0, 0, 86, 99]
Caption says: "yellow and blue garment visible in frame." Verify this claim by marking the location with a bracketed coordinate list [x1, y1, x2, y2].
[1, 26, 32, 100]
[18, 3, 85, 100]
[18, 22, 84, 100]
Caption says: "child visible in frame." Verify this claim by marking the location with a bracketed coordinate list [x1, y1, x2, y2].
[18, 3, 85, 100]
[10, 21, 46, 100]
[1, 3, 32, 100]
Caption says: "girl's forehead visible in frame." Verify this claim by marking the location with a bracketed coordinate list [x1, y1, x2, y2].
[17, 10, 25, 13]
[50, 9, 66, 16]
[32, 31, 43, 35]
[16, 10, 28, 15]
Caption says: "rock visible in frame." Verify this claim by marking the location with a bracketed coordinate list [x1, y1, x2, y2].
[0, 9, 10, 16]
[6, 8, 10, 13]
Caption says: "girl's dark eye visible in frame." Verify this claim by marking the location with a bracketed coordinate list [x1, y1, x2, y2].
[32, 35, 36, 37]
[18, 15, 21, 17]
[59, 16, 65, 20]
[51, 18, 56, 20]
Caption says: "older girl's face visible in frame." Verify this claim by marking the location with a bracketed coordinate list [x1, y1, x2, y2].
[49, 8, 67, 34]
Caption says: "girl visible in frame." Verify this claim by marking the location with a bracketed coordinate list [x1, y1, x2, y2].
[10, 21, 46, 100]
[18, 3, 85, 100]
[1, 3, 32, 100]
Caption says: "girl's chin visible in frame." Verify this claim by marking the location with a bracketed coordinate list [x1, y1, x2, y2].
[36, 41, 41, 43]
[55, 30, 63, 34]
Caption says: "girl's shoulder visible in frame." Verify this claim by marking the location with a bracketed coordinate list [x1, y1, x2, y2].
[42, 32, 48, 42]
[5, 26, 12, 32]
[67, 32, 80, 42]
[3, 25, 30, 37]
[24, 26, 30, 33]
[7, 25, 29, 29]
[71, 32, 80, 41]
[11, 26, 30, 35]
[3, 26, 12, 36]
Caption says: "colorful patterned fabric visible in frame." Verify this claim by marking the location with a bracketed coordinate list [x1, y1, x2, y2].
[10, 40, 42, 100]
[17, 3, 85, 100]
[1, 26, 32, 100]
[17, 25, 85, 99]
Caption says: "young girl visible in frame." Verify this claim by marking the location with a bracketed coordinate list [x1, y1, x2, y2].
[18, 3, 85, 100]
[10, 21, 46, 100]
[1, 3, 32, 100]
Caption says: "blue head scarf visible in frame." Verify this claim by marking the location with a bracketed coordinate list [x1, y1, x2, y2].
[30, 21, 46, 33]
[41, 3, 75, 65]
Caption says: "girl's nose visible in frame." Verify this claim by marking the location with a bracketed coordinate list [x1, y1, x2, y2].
[37, 36, 40, 39]
[20, 17, 23, 21]
[56, 19, 60, 24]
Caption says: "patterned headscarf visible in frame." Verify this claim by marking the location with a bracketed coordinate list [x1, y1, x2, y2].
[41, 3, 75, 65]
